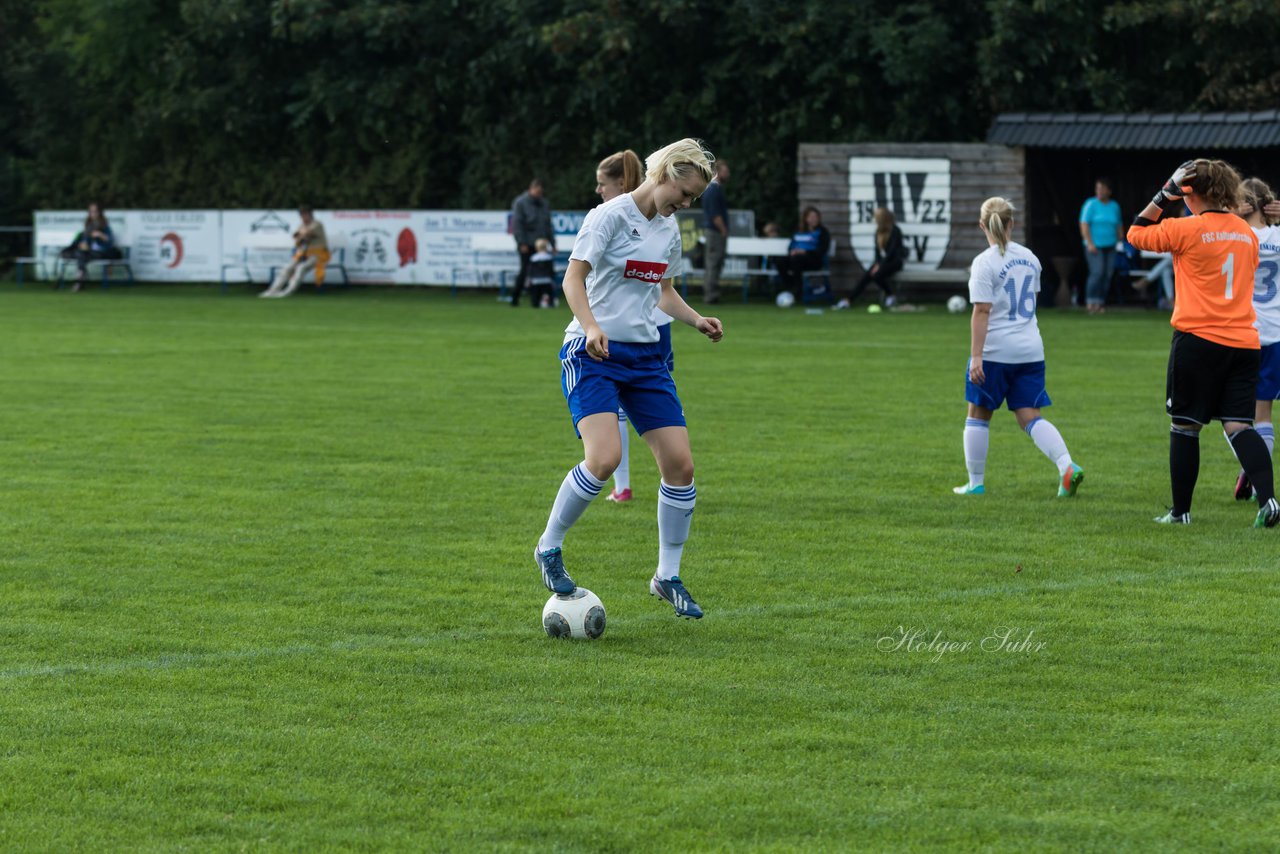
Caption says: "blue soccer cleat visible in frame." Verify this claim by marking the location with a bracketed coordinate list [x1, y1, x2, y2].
[953, 483, 985, 495]
[649, 575, 704, 619]
[535, 544, 576, 594]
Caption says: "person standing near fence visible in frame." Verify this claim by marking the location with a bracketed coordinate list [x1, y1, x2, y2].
[260, 206, 329, 298]
[510, 178, 554, 307]
[699, 159, 730, 305]
[1079, 177, 1122, 315]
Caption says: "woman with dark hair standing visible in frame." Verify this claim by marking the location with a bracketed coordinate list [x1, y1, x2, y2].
[774, 206, 830, 297]
[1080, 177, 1122, 314]
[838, 207, 904, 309]
[1128, 159, 1279, 527]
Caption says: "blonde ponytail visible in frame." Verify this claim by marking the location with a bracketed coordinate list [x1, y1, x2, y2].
[980, 197, 1015, 256]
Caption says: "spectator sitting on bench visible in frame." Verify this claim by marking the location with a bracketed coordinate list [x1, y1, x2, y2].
[774, 206, 830, 296]
[64, 202, 121, 292]
[838, 207, 905, 309]
[261, 206, 329, 298]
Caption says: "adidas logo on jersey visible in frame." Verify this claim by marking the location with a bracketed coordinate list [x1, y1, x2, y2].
[630, 228, 640, 237]
[624, 260, 667, 283]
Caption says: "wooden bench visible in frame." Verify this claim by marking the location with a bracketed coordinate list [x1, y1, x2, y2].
[15, 230, 75, 287]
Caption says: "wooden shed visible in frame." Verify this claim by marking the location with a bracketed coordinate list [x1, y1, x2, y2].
[796, 143, 1025, 294]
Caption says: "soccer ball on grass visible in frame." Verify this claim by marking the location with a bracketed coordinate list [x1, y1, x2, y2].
[775, 291, 796, 308]
[947, 295, 968, 314]
[543, 588, 606, 639]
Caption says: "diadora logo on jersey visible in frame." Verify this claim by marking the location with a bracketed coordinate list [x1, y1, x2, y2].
[624, 260, 667, 283]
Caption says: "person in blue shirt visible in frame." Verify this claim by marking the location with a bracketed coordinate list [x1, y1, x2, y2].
[1079, 177, 1123, 315]
[774, 207, 830, 296]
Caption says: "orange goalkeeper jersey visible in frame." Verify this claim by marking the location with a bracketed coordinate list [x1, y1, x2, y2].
[1128, 211, 1260, 348]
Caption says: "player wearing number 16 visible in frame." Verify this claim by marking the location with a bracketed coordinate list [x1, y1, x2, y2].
[1127, 159, 1280, 528]
[954, 197, 1084, 498]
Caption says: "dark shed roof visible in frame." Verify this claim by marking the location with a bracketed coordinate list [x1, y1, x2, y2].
[987, 111, 1280, 149]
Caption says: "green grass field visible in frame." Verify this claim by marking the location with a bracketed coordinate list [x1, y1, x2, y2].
[1, 284, 1277, 851]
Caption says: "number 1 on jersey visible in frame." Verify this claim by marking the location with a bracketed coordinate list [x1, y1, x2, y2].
[1222, 253, 1235, 300]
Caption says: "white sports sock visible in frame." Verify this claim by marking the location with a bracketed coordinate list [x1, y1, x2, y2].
[1026, 417, 1072, 476]
[963, 418, 989, 487]
[656, 480, 696, 580]
[1257, 422, 1275, 457]
[614, 410, 630, 491]
[540, 462, 605, 550]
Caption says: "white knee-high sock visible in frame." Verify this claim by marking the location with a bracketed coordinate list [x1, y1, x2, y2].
[540, 462, 605, 550]
[963, 418, 989, 487]
[1257, 422, 1274, 457]
[1026, 417, 1072, 476]
[656, 480, 696, 580]
[614, 411, 630, 491]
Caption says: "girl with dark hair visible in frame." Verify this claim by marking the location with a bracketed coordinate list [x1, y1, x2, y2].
[67, 203, 120, 291]
[774, 206, 830, 297]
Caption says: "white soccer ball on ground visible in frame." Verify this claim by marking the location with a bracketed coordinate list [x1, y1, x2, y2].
[543, 588, 606, 639]
[947, 295, 968, 314]
[775, 290, 796, 308]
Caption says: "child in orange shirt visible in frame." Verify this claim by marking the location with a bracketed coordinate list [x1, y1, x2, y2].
[1128, 159, 1279, 528]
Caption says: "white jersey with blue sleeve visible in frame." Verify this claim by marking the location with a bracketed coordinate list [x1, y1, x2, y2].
[1252, 225, 1280, 346]
[968, 240, 1046, 364]
[565, 193, 682, 344]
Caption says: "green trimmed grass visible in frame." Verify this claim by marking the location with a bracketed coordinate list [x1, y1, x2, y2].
[0, 284, 1276, 851]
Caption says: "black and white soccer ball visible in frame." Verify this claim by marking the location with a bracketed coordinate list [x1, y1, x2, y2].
[542, 588, 606, 639]
[947, 294, 968, 314]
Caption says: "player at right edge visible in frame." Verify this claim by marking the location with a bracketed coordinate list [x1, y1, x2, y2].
[1128, 159, 1280, 527]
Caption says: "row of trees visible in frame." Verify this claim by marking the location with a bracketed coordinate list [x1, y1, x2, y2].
[2, 0, 1278, 227]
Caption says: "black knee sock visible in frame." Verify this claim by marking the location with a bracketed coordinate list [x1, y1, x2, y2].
[1229, 429, 1275, 505]
[1170, 427, 1200, 516]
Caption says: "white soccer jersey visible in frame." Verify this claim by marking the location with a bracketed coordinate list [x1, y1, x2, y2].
[968, 240, 1046, 364]
[565, 193, 682, 344]
[1253, 225, 1280, 345]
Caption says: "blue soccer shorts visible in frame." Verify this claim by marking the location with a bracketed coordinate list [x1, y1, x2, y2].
[560, 337, 685, 437]
[1258, 341, 1280, 401]
[965, 359, 1052, 411]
